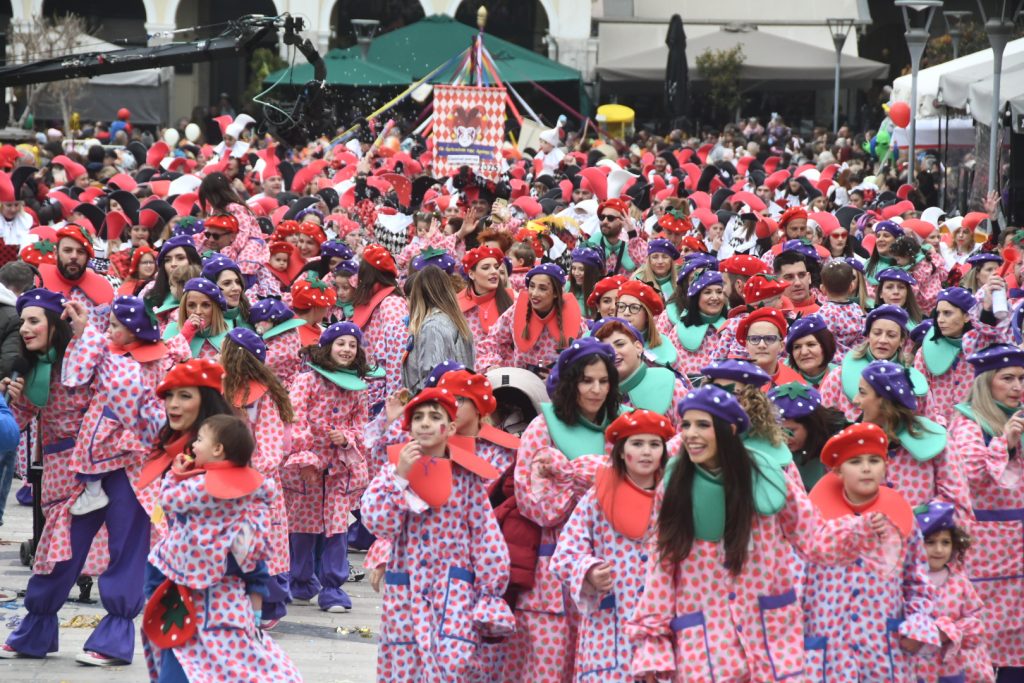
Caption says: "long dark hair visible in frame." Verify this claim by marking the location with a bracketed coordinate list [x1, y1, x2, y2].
[157, 386, 233, 448]
[469, 261, 513, 314]
[300, 341, 373, 377]
[145, 243, 202, 310]
[198, 172, 246, 213]
[791, 406, 847, 468]
[680, 275, 724, 327]
[569, 262, 603, 316]
[551, 354, 620, 425]
[352, 259, 401, 306]
[522, 274, 567, 346]
[21, 308, 73, 376]
[658, 416, 757, 575]
[215, 265, 252, 320]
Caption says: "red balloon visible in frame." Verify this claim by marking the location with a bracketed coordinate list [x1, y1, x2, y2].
[889, 101, 911, 128]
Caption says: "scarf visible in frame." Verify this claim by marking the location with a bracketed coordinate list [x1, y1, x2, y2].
[511, 290, 582, 353]
[25, 348, 57, 407]
[458, 286, 504, 334]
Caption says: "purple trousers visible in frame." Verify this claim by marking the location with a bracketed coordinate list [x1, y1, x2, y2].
[6, 468, 148, 661]
[288, 532, 351, 610]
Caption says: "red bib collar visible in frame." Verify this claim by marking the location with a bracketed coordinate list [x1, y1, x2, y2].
[387, 436, 500, 508]
[297, 322, 322, 347]
[511, 290, 583, 353]
[231, 380, 268, 408]
[477, 423, 520, 451]
[809, 472, 914, 539]
[137, 432, 192, 490]
[352, 285, 397, 329]
[39, 263, 114, 306]
[766, 362, 808, 390]
[458, 286, 508, 334]
[595, 466, 656, 541]
[110, 340, 168, 364]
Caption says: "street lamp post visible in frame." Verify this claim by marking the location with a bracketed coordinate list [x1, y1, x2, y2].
[895, 1, 942, 185]
[942, 10, 972, 59]
[826, 18, 855, 134]
[975, 0, 1022, 194]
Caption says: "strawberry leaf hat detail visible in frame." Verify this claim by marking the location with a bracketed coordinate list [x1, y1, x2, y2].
[291, 273, 338, 310]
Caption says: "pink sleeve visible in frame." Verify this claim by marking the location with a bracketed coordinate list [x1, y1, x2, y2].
[466, 477, 515, 637]
[164, 332, 192, 363]
[624, 546, 677, 678]
[251, 399, 290, 474]
[364, 538, 392, 569]
[933, 446, 974, 528]
[325, 394, 368, 471]
[953, 416, 1023, 490]
[287, 373, 320, 454]
[60, 325, 108, 386]
[476, 306, 515, 373]
[898, 531, 942, 651]
[776, 469, 873, 565]
[549, 491, 605, 613]
[513, 418, 590, 528]
[360, 465, 415, 538]
[628, 234, 648, 271]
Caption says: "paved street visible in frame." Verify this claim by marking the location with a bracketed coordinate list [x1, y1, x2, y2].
[0, 484, 381, 682]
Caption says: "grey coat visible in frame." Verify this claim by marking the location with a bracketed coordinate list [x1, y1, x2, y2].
[401, 310, 475, 393]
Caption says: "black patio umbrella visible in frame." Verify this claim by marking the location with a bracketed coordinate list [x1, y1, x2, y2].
[664, 14, 689, 127]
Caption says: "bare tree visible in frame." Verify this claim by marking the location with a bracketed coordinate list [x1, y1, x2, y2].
[8, 14, 90, 132]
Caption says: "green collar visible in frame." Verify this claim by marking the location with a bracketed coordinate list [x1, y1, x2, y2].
[340, 302, 354, 319]
[893, 417, 947, 462]
[262, 317, 306, 340]
[655, 275, 675, 300]
[745, 435, 793, 467]
[25, 348, 57, 408]
[162, 319, 234, 357]
[645, 337, 678, 367]
[955, 401, 1015, 437]
[921, 326, 962, 375]
[539, 403, 619, 460]
[667, 302, 725, 352]
[154, 293, 179, 315]
[840, 352, 928, 402]
[619, 364, 676, 415]
[307, 363, 368, 391]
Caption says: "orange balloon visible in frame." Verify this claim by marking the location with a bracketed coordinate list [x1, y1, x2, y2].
[889, 101, 911, 129]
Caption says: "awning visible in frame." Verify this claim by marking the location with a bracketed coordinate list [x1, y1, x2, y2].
[597, 26, 887, 87]
[939, 58, 1024, 132]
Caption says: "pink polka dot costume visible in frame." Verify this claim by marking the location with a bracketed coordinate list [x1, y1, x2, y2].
[917, 566, 994, 682]
[817, 300, 866, 357]
[357, 291, 409, 409]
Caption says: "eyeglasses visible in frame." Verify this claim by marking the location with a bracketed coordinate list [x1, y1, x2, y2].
[205, 230, 230, 241]
[747, 335, 781, 346]
[599, 214, 621, 222]
[616, 303, 644, 315]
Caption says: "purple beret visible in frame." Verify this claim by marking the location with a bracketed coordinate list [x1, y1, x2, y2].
[333, 259, 359, 276]
[874, 221, 904, 239]
[678, 253, 718, 284]
[319, 321, 364, 349]
[546, 337, 614, 396]
[158, 234, 197, 262]
[182, 277, 227, 311]
[687, 269, 724, 298]
[411, 248, 457, 275]
[590, 316, 644, 343]
[677, 385, 750, 435]
[249, 298, 294, 326]
[227, 327, 267, 363]
[111, 295, 160, 343]
[321, 240, 354, 261]
[966, 343, 1024, 376]
[844, 257, 865, 273]
[936, 287, 976, 313]
[914, 501, 956, 538]
[424, 359, 466, 389]
[910, 319, 934, 345]
[876, 267, 917, 287]
[865, 304, 909, 334]
[527, 263, 566, 289]
[785, 314, 828, 353]
[700, 358, 771, 387]
[967, 251, 1002, 268]
[201, 255, 247, 290]
[570, 247, 605, 271]
[16, 288, 67, 315]
[769, 382, 822, 420]
[862, 360, 917, 410]
[781, 239, 820, 262]
[172, 217, 205, 237]
[647, 238, 681, 261]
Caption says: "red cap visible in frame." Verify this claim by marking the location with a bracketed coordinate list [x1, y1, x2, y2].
[269, 241, 295, 256]
[820, 422, 889, 469]
[298, 221, 327, 244]
[604, 408, 674, 443]
[618, 280, 664, 317]
[658, 212, 692, 234]
[462, 246, 504, 272]
[157, 359, 225, 397]
[901, 218, 935, 239]
[778, 206, 808, 228]
[881, 200, 916, 220]
[129, 245, 157, 276]
[362, 244, 397, 276]
[719, 255, 771, 277]
[437, 370, 497, 417]
[56, 223, 95, 258]
[736, 306, 788, 345]
[743, 274, 790, 304]
[597, 197, 630, 217]
[205, 214, 240, 233]
[962, 212, 989, 231]
[291, 274, 337, 310]
[587, 274, 628, 310]
[680, 235, 707, 253]
[402, 387, 458, 431]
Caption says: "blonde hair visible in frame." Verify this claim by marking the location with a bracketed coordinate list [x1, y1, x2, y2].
[178, 290, 229, 337]
[966, 370, 1010, 436]
[633, 261, 680, 294]
[736, 384, 785, 446]
[407, 266, 471, 340]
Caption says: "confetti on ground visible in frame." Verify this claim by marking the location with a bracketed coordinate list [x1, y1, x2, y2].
[334, 625, 374, 638]
[60, 614, 101, 628]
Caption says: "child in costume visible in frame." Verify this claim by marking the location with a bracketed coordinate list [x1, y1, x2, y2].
[142, 414, 301, 683]
[551, 409, 673, 682]
[249, 298, 307, 386]
[802, 422, 941, 681]
[914, 501, 995, 683]
[361, 388, 513, 682]
[284, 322, 371, 612]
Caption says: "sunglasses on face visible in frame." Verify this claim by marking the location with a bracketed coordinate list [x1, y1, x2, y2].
[599, 214, 621, 222]
[205, 230, 230, 240]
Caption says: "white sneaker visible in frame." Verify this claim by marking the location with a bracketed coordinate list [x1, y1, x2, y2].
[325, 604, 351, 613]
[70, 488, 109, 516]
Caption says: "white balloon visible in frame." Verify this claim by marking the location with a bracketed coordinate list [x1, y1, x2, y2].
[163, 128, 180, 146]
[185, 122, 201, 142]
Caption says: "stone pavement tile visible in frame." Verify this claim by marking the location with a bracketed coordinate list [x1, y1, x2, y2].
[0, 483, 382, 681]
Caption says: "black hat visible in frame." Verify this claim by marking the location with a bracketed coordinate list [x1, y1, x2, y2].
[10, 166, 37, 199]
[126, 141, 147, 168]
[108, 190, 140, 223]
[282, 195, 319, 222]
[711, 187, 735, 211]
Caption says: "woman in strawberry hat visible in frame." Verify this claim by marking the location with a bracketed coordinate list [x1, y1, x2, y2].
[0, 289, 150, 666]
[162, 277, 234, 360]
[551, 409, 673, 683]
[283, 322, 373, 614]
[287, 272, 337, 347]
[361, 388, 513, 681]
[504, 338, 624, 682]
[351, 244, 408, 412]
[948, 344, 1024, 675]
[457, 245, 514, 338]
[116, 244, 158, 296]
[626, 386, 877, 682]
[706, 272, 792, 361]
[141, 414, 301, 682]
[802, 422, 939, 680]
[476, 263, 586, 377]
[220, 328, 294, 628]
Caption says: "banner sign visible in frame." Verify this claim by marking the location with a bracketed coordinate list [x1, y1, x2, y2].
[433, 84, 506, 181]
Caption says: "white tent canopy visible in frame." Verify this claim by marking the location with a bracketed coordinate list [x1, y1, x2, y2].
[938, 58, 1024, 132]
[891, 39, 1024, 118]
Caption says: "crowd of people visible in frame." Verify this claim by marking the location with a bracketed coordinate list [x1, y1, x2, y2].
[0, 105, 1019, 682]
